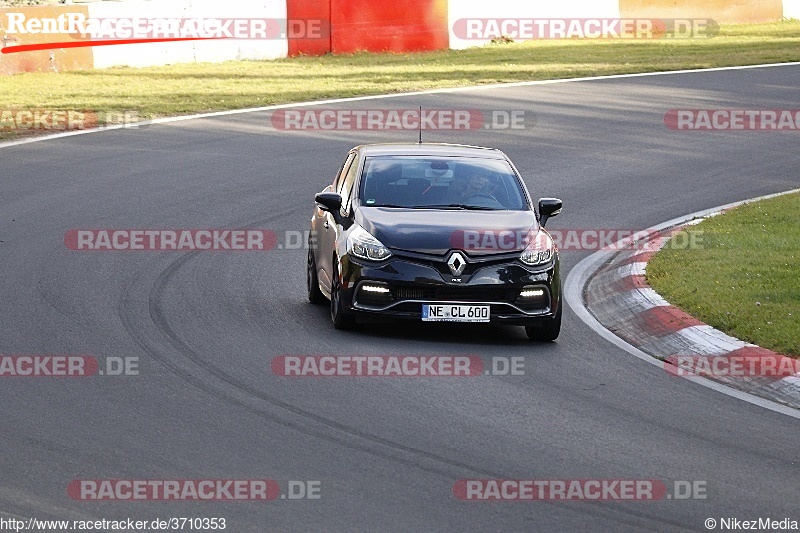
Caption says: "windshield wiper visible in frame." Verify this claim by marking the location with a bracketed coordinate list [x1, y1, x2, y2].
[410, 204, 499, 211]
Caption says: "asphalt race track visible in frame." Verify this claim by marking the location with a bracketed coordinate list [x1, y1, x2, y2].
[1, 64, 798, 531]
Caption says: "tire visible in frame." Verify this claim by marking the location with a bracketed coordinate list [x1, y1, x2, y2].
[526, 303, 561, 341]
[330, 260, 356, 330]
[307, 248, 326, 305]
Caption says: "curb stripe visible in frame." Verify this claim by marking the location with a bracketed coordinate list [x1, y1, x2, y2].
[565, 187, 800, 417]
[639, 306, 705, 337]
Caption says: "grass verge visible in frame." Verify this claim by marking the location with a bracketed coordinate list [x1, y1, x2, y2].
[0, 20, 799, 140]
[646, 192, 800, 357]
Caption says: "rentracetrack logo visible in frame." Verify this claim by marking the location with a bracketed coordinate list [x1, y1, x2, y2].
[1, 13, 327, 40]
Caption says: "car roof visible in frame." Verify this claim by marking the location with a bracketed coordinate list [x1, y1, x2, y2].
[355, 143, 508, 159]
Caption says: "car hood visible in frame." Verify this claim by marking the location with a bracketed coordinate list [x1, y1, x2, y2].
[356, 207, 540, 257]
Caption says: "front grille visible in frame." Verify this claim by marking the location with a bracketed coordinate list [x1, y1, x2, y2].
[393, 286, 517, 303]
[435, 287, 517, 302]
[395, 287, 428, 300]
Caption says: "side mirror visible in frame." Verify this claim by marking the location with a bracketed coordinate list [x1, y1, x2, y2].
[315, 192, 344, 224]
[538, 198, 562, 228]
[315, 191, 342, 212]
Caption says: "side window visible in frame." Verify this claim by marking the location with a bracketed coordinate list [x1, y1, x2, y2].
[334, 153, 356, 192]
[339, 153, 361, 215]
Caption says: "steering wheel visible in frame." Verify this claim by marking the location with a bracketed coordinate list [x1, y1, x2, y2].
[462, 192, 502, 207]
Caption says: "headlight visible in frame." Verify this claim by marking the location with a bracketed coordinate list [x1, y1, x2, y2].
[520, 230, 554, 266]
[348, 225, 392, 261]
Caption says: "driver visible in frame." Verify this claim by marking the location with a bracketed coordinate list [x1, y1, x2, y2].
[458, 166, 494, 200]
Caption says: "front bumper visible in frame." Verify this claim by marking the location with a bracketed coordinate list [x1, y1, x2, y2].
[339, 250, 560, 325]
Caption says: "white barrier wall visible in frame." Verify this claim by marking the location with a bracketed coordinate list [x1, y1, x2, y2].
[785, 0, 800, 18]
[448, 0, 621, 49]
[90, 0, 287, 69]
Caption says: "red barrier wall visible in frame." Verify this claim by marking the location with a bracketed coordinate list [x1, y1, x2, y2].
[331, 0, 448, 54]
[287, 0, 449, 56]
[286, 0, 331, 57]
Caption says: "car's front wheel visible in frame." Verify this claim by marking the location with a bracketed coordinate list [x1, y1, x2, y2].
[525, 304, 561, 341]
[330, 260, 356, 330]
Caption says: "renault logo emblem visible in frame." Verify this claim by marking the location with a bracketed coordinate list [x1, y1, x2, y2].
[447, 251, 467, 276]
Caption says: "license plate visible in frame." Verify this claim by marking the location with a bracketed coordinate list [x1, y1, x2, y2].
[421, 304, 490, 322]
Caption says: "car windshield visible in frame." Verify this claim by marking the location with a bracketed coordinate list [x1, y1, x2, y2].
[359, 156, 529, 211]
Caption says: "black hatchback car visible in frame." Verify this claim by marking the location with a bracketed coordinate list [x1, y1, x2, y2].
[307, 143, 563, 341]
